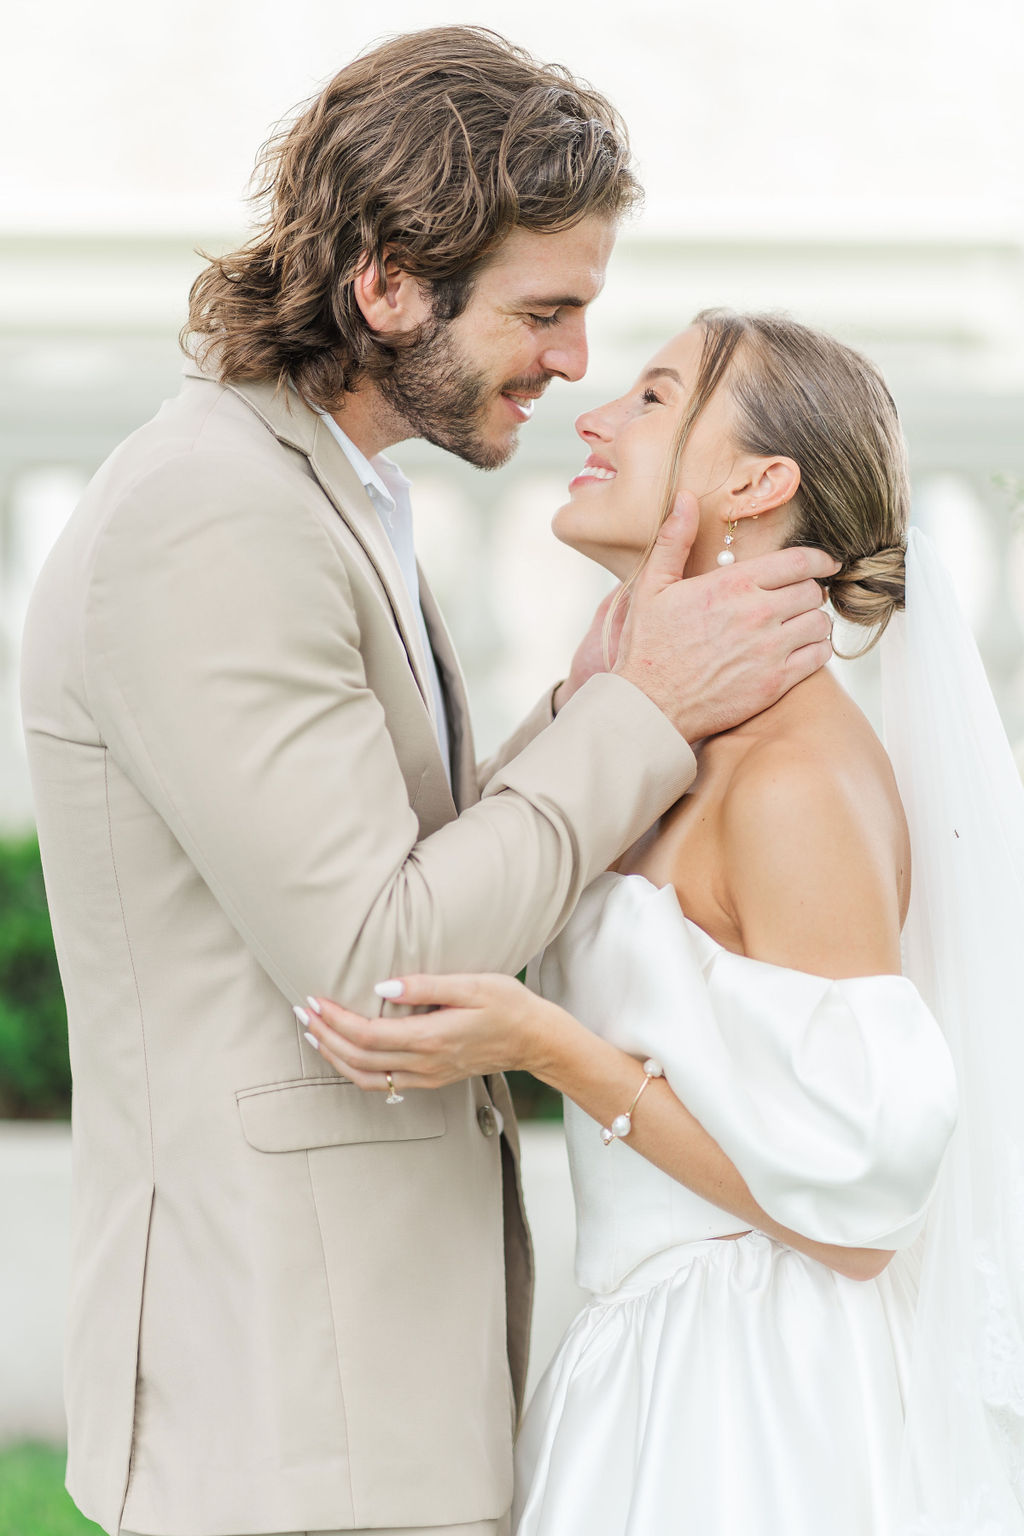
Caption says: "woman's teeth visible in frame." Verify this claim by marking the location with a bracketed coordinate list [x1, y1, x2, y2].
[584, 467, 616, 480]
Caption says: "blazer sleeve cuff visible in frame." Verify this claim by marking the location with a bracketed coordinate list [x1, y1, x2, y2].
[475, 681, 561, 788]
[482, 673, 697, 863]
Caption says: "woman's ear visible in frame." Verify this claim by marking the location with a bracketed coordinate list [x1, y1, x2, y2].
[352, 252, 432, 336]
[730, 456, 801, 521]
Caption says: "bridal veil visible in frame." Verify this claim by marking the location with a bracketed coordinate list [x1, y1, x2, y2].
[882, 528, 1024, 1532]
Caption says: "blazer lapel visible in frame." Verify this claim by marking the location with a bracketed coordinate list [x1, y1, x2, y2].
[214, 371, 438, 725]
[307, 418, 441, 728]
[418, 573, 479, 811]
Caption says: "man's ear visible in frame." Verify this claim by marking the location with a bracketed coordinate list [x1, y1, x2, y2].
[352, 253, 433, 337]
[729, 455, 801, 522]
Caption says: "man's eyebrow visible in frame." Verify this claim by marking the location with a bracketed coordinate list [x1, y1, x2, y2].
[642, 366, 684, 385]
[517, 295, 589, 310]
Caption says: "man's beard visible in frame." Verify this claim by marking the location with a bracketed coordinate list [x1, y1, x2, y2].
[378, 315, 544, 471]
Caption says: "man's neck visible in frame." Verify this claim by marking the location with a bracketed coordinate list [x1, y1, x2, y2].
[326, 383, 409, 461]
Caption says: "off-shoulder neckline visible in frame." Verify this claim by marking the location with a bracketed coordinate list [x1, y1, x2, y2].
[599, 870, 906, 986]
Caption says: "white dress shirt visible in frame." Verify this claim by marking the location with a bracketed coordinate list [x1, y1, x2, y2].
[315, 409, 452, 786]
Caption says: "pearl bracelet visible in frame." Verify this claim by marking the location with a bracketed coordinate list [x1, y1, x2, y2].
[600, 1058, 665, 1145]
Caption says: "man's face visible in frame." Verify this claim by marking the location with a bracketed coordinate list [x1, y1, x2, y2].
[379, 216, 617, 469]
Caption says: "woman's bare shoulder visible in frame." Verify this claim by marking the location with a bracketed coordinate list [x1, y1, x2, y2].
[715, 676, 909, 976]
[725, 670, 905, 840]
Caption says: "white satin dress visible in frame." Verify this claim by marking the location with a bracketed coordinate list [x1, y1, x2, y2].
[514, 874, 959, 1536]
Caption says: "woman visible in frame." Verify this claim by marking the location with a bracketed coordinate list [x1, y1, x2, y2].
[302, 311, 1024, 1533]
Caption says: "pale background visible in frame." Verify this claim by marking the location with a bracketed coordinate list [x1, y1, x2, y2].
[2, 0, 1023, 827]
[1, 0, 1023, 1440]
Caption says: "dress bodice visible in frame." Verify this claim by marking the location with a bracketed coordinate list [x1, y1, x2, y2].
[530, 874, 958, 1295]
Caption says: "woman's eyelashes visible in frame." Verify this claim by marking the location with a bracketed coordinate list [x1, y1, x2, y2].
[640, 386, 663, 405]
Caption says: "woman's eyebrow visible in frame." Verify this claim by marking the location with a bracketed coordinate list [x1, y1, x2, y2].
[642, 366, 683, 385]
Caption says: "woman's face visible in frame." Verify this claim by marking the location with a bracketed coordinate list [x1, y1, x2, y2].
[553, 325, 745, 580]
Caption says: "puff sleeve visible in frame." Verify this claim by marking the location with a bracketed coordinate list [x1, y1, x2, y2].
[537, 875, 958, 1249]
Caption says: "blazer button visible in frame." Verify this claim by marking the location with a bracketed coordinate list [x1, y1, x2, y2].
[477, 1104, 504, 1138]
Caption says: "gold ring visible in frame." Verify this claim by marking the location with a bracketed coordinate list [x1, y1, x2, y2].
[384, 1072, 404, 1106]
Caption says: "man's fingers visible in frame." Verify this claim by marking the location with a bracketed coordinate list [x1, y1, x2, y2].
[613, 528, 839, 735]
[779, 605, 834, 653]
[783, 637, 835, 686]
[750, 545, 841, 591]
[768, 577, 830, 625]
[635, 492, 699, 594]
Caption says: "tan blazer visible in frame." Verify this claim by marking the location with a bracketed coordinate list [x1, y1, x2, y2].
[20, 365, 696, 1536]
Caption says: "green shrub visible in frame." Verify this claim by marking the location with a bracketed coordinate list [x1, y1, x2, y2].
[507, 969, 563, 1121]
[0, 1444, 100, 1535]
[505, 1070, 563, 1121]
[0, 836, 70, 1119]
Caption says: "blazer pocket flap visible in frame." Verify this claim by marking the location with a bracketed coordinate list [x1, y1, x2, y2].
[236, 1077, 446, 1152]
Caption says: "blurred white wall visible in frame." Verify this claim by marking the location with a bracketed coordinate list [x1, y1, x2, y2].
[4, 0, 1022, 237]
[2, 0, 1023, 827]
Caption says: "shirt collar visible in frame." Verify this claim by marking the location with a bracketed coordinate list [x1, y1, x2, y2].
[314, 407, 410, 518]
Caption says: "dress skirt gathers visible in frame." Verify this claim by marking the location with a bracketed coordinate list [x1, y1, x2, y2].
[515, 1232, 920, 1536]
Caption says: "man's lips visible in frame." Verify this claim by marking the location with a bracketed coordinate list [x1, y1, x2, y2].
[500, 380, 548, 424]
[569, 455, 617, 490]
[502, 392, 537, 422]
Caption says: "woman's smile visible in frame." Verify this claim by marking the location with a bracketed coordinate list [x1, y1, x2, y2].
[568, 453, 618, 491]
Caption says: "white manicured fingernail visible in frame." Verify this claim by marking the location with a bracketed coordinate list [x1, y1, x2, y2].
[374, 980, 405, 1000]
[305, 996, 323, 1015]
[303, 1031, 320, 1052]
[294, 1005, 310, 1027]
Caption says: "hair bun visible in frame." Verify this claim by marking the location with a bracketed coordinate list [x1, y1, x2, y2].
[830, 545, 906, 630]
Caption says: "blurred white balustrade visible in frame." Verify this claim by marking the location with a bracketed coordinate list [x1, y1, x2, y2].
[2, 226, 1024, 828]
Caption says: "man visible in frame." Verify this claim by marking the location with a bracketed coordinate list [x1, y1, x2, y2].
[21, 26, 835, 1536]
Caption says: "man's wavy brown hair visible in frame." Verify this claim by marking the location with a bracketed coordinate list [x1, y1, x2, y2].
[183, 26, 640, 407]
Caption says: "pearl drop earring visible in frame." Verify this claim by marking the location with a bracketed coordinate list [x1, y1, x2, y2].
[717, 519, 738, 567]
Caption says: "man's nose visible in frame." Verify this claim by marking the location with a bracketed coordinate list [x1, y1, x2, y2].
[540, 316, 589, 383]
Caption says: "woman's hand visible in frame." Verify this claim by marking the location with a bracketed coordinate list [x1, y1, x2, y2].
[300, 979, 896, 1282]
[302, 973, 563, 1094]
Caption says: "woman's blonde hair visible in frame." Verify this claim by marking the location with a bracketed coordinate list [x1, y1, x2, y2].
[619, 309, 909, 660]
